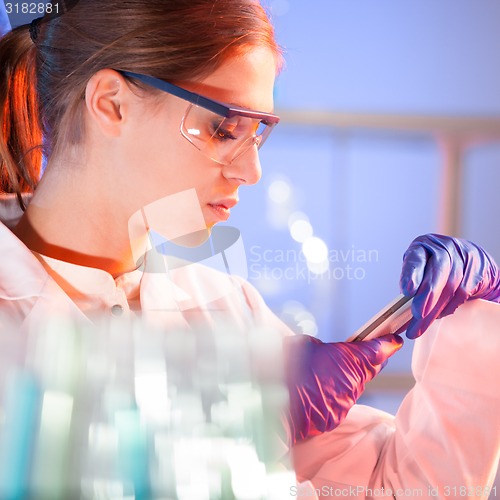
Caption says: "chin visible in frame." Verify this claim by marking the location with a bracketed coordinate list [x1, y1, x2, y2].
[171, 228, 211, 247]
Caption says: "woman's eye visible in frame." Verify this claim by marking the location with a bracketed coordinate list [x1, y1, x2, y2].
[212, 125, 237, 141]
[217, 129, 237, 141]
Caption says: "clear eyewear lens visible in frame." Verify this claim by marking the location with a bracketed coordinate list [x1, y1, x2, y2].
[180, 104, 274, 165]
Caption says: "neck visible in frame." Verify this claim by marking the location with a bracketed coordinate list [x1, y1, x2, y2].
[12, 169, 145, 277]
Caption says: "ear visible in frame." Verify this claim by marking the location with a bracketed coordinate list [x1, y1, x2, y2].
[84, 69, 132, 137]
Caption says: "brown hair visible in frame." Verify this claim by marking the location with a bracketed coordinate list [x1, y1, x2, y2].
[0, 0, 282, 209]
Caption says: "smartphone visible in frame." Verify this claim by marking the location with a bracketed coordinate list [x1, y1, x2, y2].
[347, 294, 413, 342]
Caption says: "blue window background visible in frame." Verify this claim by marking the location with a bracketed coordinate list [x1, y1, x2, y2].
[0, 1, 10, 34]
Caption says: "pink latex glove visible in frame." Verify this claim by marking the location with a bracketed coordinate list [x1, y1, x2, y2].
[283, 333, 403, 445]
[400, 233, 500, 339]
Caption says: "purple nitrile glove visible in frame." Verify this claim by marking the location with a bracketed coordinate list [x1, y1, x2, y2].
[283, 333, 404, 445]
[400, 233, 500, 339]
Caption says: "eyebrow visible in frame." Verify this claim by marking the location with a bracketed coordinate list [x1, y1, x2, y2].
[225, 98, 275, 115]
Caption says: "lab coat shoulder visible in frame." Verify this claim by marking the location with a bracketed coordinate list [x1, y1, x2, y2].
[236, 276, 295, 337]
[0, 220, 98, 328]
[167, 261, 296, 337]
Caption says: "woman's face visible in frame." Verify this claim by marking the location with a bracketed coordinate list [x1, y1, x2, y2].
[120, 46, 278, 235]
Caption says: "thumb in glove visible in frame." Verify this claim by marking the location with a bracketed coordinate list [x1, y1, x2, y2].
[400, 233, 500, 339]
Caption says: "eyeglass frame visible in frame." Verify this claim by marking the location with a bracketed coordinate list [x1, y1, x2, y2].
[119, 70, 281, 164]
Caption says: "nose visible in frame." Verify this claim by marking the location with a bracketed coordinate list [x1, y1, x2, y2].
[222, 145, 262, 186]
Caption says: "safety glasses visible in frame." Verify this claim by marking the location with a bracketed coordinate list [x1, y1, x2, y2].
[120, 71, 280, 165]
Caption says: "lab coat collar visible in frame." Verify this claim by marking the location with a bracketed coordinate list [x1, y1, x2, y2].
[0, 193, 142, 304]
[34, 251, 143, 302]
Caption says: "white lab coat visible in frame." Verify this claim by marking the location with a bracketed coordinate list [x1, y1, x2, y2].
[1, 195, 499, 499]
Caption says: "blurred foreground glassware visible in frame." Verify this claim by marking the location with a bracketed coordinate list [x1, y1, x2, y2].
[0, 315, 295, 499]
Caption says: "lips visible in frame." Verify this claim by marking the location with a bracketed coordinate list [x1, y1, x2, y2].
[207, 198, 238, 221]
[211, 198, 238, 210]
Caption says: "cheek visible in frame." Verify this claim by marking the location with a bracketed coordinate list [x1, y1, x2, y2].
[127, 118, 217, 199]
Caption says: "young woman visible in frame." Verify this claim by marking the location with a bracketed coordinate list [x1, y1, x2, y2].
[1, 0, 499, 494]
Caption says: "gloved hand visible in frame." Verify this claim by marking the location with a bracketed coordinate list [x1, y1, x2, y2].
[283, 333, 403, 445]
[400, 233, 500, 339]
